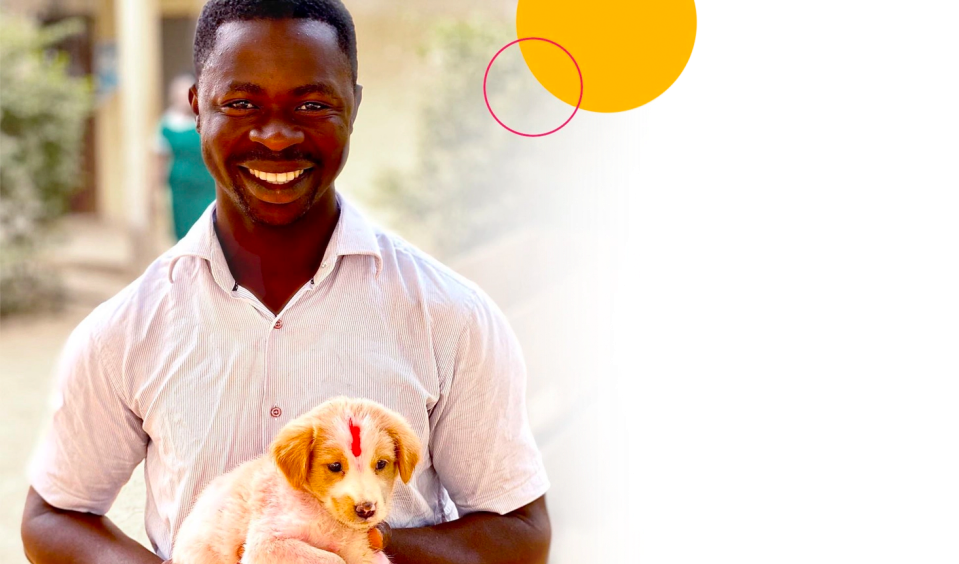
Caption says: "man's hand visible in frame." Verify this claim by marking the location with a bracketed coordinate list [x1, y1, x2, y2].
[368, 522, 391, 552]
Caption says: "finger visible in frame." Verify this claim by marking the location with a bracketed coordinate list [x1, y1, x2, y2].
[368, 527, 384, 551]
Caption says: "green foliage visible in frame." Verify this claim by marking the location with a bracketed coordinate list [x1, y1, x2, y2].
[0, 13, 93, 316]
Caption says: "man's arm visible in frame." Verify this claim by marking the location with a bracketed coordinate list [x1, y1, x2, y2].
[394, 289, 551, 563]
[22, 487, 162, 564]
[384, 495, 551, 564]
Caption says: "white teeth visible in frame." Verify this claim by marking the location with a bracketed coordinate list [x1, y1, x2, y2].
[247, 168, 305, 184]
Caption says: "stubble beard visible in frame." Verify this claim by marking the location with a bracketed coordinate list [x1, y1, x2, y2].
[226, 168, 325, 227]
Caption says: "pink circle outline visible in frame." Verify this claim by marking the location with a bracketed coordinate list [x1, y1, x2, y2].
[483, 37, 584, 137]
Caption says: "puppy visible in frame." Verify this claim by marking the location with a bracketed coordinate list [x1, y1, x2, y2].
[171, 397, 421, 564]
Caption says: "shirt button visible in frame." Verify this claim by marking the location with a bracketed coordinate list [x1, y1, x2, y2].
[273, 319, 283, 329]
[270, 406, 282, 418]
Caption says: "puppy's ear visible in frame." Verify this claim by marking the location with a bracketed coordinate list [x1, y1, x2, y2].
[271, 419, 315, 490]
[383, 414, 421, 484]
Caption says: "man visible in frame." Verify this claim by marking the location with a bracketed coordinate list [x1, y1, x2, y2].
[20, 1, 551, 563]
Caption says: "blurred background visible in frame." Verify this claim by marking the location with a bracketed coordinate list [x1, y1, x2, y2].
[0, 0, 602, 562]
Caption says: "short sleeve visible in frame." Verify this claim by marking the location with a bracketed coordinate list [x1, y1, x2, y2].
[428, 292, 550, 515]
[28, 314, 148, 514]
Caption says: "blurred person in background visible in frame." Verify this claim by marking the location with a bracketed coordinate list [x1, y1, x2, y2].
[155, 73, 216, 241]
[21, 1, 550, 563]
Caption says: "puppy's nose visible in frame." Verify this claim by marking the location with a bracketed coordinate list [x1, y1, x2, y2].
[355, 501, 377, 519]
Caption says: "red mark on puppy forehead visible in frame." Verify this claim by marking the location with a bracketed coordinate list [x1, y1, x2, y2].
[349, 418, 362, 457]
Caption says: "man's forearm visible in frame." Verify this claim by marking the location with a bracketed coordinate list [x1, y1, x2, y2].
[385, 496, 551, 564]
[22, 487, 162, 564]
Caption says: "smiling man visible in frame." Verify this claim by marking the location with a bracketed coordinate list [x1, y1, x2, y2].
[20, 2, 550, 563]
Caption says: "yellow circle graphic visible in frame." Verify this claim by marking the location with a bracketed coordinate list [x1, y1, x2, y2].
[516, 0, 697, 113]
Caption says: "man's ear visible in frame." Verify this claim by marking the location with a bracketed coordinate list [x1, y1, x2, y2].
[350, 83, 363, 131]
[189, 83, 200, 130]
[271, 420, 315, 490]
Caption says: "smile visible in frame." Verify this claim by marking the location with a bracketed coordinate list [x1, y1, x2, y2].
[244, 167, 310, 185]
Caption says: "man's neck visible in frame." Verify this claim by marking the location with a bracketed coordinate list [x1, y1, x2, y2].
[213, 191, 340, 315]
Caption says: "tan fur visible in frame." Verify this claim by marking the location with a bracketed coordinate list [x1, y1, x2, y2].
[171, 397, 421, 564]
[271, 418, 320, 491]
[380, 410, 421, 484]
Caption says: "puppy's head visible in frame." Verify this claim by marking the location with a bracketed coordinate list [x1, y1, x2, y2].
[270, 397, 421, 529]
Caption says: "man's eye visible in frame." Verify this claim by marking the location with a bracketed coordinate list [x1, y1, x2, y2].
[328, 462, 342, 472]
[375, 459, 388, 471]
[298, 101, 329, 111]
[225, 100, 256, 110]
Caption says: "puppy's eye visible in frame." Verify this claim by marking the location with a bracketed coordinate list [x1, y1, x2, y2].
[375, 459, 388, 471]
[328, 462, 342, 473]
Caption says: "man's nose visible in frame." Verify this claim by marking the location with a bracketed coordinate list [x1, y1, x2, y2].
[355, 501, 376, 519]
[249, 119, 305, 152]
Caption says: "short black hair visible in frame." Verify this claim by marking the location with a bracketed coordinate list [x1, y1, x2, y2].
[194, 0, 357, 83]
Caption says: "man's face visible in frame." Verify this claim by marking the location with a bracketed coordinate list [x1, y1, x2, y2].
[191, 19, 360, 226]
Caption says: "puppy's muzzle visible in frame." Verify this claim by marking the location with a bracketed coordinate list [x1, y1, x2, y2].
[355, 501, 377, 520]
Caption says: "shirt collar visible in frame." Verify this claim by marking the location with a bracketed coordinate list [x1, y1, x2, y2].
[168, 193, 383, 289]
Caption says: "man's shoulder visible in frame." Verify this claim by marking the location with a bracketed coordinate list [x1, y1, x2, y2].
[74, 252, 180, 346]
[372, 228, 486, 321]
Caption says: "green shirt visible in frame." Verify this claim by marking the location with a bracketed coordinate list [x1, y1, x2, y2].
[158, 112, 215, 240]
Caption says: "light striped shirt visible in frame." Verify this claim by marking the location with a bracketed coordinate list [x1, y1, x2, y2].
[29, 194, 549, 560]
